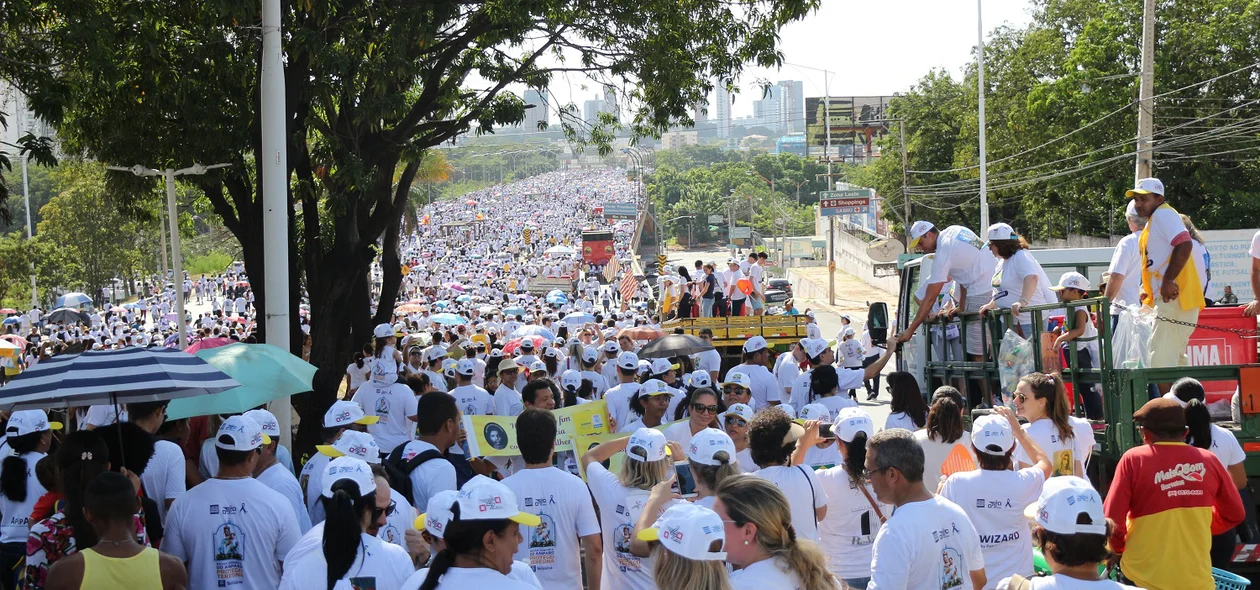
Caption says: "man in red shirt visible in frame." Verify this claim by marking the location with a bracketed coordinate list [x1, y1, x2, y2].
[1104, 398, 1245, 589]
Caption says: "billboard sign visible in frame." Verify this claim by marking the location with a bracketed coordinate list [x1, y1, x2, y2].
[730, 227, 751, 239]
[805, 96, 893, 155]
[820, 189, 873, 216]
[602, 202, 638, 220]
[707, 214, 725, 224]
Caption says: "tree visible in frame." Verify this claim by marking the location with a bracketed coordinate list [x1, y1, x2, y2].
[22, 0, 820, 454]
[35, 162, 140, 301]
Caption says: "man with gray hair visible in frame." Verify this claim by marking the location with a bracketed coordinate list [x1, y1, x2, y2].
[865, 428, 987, 590]
[1104, 199, 1147, 330]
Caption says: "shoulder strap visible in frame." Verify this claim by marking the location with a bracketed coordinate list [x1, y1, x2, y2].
[856, 479, 886, 524]
[405, 448, 447, 473]
[797, 465, 818, 529]
[1006, 574, 1033, 590]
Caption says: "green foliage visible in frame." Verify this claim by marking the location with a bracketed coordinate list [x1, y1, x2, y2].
[184, 251, 233, 277]
[35, 162, 140, 299]
[0, 163, 57, 235]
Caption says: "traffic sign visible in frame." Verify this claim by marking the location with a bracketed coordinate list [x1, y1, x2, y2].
[707, 214, 724, 224]
[603, 202, 637, 220]
[820, 189, 874, 217]
[730, 227, 751, 239]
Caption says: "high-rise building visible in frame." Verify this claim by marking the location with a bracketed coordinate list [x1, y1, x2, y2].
[777, 80, 805, 133]
[0, 83, 56, 156]
[583, 98, 606, 127]
[602, 85, 619, 122]
[522, 88, 549, 130]
[692, 101, 707, 126]
[714, 83, 732, 140]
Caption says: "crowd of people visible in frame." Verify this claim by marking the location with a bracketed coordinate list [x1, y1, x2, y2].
[0, 172, 1256, 590]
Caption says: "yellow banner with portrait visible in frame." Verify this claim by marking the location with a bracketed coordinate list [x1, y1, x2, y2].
[463, 415, 519, 457]
[554, 400, 612, 452]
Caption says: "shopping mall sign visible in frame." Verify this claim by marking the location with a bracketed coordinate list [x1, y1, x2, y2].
[819, 189, 873, 216]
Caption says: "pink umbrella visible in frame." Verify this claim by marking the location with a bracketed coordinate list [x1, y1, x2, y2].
[502, 336, 547, 354]
[184, 337, 231, 354]
[1, 334, 28, 348]
[445, 283, 466, 292]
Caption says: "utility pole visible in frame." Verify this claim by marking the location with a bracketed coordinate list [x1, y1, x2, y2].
[825, 70, 836, 306]
[977, 0, 990, 231]
[262, 0, 292, 448]
[901, 120, 911, 239]
[1134, 0, 1156, 180]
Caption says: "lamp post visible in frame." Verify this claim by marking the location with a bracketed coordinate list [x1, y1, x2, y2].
[107, 163, 231, 350]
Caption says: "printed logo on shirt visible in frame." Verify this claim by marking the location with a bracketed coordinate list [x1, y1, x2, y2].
[375, 397, 390, 425]
[213, 521, 246, 586]
[347, 577, 377, 590]
[1052, 449, 1075, 477]
[612, 523, 641, 572]
[1155, 461, 1206, 492]
[940, 546, 965, 589]
[955, 228, 985, 251]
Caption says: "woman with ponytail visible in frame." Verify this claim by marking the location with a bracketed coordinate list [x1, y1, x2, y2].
[1013, 372, 1094, 477]
[714, 475, 841, 590]
[913, 387, 972, 486]
[24, 430, 148, 590]
[279, 456, 411, 590]
[816, 408, 887, 588]
[0, 410, 58, 589]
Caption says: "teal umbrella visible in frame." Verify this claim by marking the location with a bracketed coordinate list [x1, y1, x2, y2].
[165, 343, 316, 420]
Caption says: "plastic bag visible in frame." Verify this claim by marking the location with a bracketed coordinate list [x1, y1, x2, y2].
[1111, 304, 1155, 369]
[998, 329, 1035, 402]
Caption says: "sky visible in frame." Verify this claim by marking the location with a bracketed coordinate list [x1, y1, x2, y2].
[545, 0, 1036, 120]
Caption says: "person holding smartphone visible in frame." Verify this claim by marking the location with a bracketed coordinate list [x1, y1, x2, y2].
[684, 429, 741, 509]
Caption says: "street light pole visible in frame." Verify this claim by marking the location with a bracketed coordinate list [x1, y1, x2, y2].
[261, 0, 293, 448]
[977, 0, 990, 231]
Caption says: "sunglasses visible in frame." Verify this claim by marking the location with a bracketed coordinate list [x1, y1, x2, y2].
[372, 499, 397, 520]
[1013, 393, 1027, 402]
[725, 417, 747, 428]
[691, 403, 720, 414]
[721, 386, 746, 394]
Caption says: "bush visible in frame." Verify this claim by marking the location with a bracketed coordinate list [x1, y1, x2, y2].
[184, 251, 233, 277]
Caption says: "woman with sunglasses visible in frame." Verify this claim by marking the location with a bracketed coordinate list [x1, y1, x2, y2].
[664, 388, 725, 451]
[722, 404, 758, 472]
[719, 373, 756, 411]
[1013, 372, 1092, 478]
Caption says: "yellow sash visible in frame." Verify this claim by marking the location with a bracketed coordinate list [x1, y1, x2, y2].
[1139, 204, 1206, 311]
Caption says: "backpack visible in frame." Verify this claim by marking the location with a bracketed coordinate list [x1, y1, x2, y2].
[383, 444, 447, 503]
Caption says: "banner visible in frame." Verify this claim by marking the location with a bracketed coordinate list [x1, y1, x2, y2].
[575, 432, 627, 481]
[463, 415, 519, 457]
[554, 400, 612, 452]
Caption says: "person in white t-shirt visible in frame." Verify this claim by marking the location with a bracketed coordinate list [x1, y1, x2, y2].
[127, 401, 185, 523]
[941, 409, 1052, 587]
[729, 336, 782, 408]
[278, 456, 412, 590]
[162, 416, 301, 590]
[693, 328, 723, 381]
[913, 387, 973, 490]
[979, 223, 1059, 338]
[995, 477, 1139, 590]
[1013, 373, 1093, 478]
[0, 409, 57, 579]
[898, 222, 998, 361]
[391, 392, 461, 513]
[662, 388, 722, 451]
[403, 490, 542, 590]
[797, 404, 842, 469]
[816, 407, 887, 588]
[866, 428, 987, 589]
[244, 409, 312, 535]
[582, 429, 682, 590]
[345, 346, 374, 396]
[501, 409, 601, 588]
[352, 372, 420, 453]
[493, 359, 526, 417]
[1104, 201, 1147, 327]
[721, 403, 757, 473]
[449, 359, 495, 416]
[773, 342, 805, 400]
[747, 408, 828, 541]
[300, 401, 379, 524]
[403, 476, 542, 590]
[714, 474, 841, 590]
[603, 351, 643, 430]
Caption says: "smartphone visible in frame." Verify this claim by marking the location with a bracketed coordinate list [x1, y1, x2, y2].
[818, 423, 836, 439]
[673, 462, 698, 498]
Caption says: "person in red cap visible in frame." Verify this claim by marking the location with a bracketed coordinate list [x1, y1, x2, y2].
[1103, 397, 1244, 589]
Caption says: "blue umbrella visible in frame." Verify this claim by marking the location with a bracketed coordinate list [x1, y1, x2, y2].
[1, 317, 17, 325]
[561, 313, 596, 326]
[430, 313, 467, 326]
[503, 306, 526, 317]
[165, 343, 317, 420]
[455, 294, 472, 303]
[433, 300, 450, 309]
[546, 289, 566, 298]
[546, 294, 567, 306]
[55, 292, 93, 308]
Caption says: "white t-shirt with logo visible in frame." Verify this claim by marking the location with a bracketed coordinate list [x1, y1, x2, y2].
[602, 382, 641, 431]
[991, 249, 1058, 324]
[730, 555, 819, 590]
[839, 339, 866, 368]
[494, 383, 525, 417]
[352, 381, 419, 453]
[377, 488, 416, 549]
[1014, 418, 1094, 477]
[922, 225, 999, 296]
[730, 363, 782, 408]
[914, 430, 974, 488]
[396, 440, 457, 512]
[940, 467, 1046, 585]
[868, 495, 985, 590]
[1142, 206, 1207, 288]
[299, 453, 332, 519]
[996, 576, 1140, 590]
[258, 462, 313, 535]
[278, 532, 413, 590]
[451, 384, 495, 416]
[1108, 232, 1143, 309]
[585, 462, 679, 590]
[162, 478, 301, 590]
[1209, 423, 1246, 468]
[791, 369, 863, 407]
[402, 564, 541, 590]
[501, 467, 600, 586]
[0, 451, 45, 543]
[753, 465, 828, 541]
[815, 467, 887, 579]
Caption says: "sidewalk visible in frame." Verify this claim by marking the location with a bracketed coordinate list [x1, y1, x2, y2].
[787, 265, 899, 321]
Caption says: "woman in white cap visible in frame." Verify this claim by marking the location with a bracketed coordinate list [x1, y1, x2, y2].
[685, 428, 742, 509]
[370, 323, 403, 383]
[714, 475, 840, 590]
[279, 456, 412, 590]
[622, 380, 675, 432]
[998, 476, 1137, 589]
[721, 404, 757, 473]
[582, 428, 681, 590]
[940, 407, 1052, 585]
[978, 223, 1057, 339]
[634, 503, 732, 590]
[410, 476, 541, 590]
[816, 407, 886, 588]
[403, 490, 541, 590]
[663, 388, 724, 450]
[0, 409, 60, 586]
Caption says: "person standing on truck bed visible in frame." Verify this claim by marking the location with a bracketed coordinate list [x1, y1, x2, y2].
[1129, 177, 1207, 392]
[897, 221, 998, 405]
[1104, 200, 1147, 332]
[977, 223, 1058, 339]
[1104, 397, 1244, 590]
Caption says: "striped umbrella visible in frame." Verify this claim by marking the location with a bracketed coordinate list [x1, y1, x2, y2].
[0, 347, 240, 410]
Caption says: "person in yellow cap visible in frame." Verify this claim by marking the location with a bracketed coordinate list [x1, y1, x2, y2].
[1127, 177, 1207, 382]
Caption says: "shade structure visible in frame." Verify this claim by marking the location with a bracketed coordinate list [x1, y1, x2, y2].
[0, 347, 240, 410]
[55, 292, 92, 308]
[636, 334, 715, 359]
[165, 343, 316, 420]
[545, 245, 577, 256]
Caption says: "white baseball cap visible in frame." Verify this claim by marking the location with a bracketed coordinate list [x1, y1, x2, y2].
[720, 371, 751, 390]
[321, 456, 376, 499]
[519, 338, 536, 350]
[742, 336, 768, 354]
[442, 358, 458, 377]
[425, 345, 448, 362]
[581, 346, 599, 364]
[972, 414, 1016, 455]
[687, 428, 737, 467]
[5, 410, 62, 437]
[1126, 177, 1164, 197]
[455, 359, 476, 377]
[639, 379, 673, 398]
[603, 341, 620, 353]
[801, 338, 832, 359]
[454, 475, 541, 526]
[528, 359, 547, 373]
[723, 403, 754, 422]
[488, 348, 504, 358]
[637, 503, 727, 561]
[317, 430, 381, 463]
[844, 327, 855, 337]
[690, 371, 713, 389]
[1051, 271, 1091, 292]
[627, 428, 671, 462]
[416, 489, 459, 538]
[908, 220, 935, 250]
[373, 323, 394, 339]
[542, 347, 560, 359]
[1125, 200, 1142, 220]
[616, 351, 640, 370]
[799, 403, 833, 423]
[1025, 475, 1107, 536]
[560, 369, 582, 391]
[242, 409, 280, 438]
[215, 415, 271, 451]
[986, 222, 1018, 243]
[650, 358, 680, 375]
[835, 407, 874, 443]
[777, 403, 797, 420]
[323, 400, 379, 428]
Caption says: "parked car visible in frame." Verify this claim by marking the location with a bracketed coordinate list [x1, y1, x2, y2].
[767, 278, 792, 298]
[764, 289, 788, 304]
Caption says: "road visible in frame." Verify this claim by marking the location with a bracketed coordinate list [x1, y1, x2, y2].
[663, 246, 896, 427]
